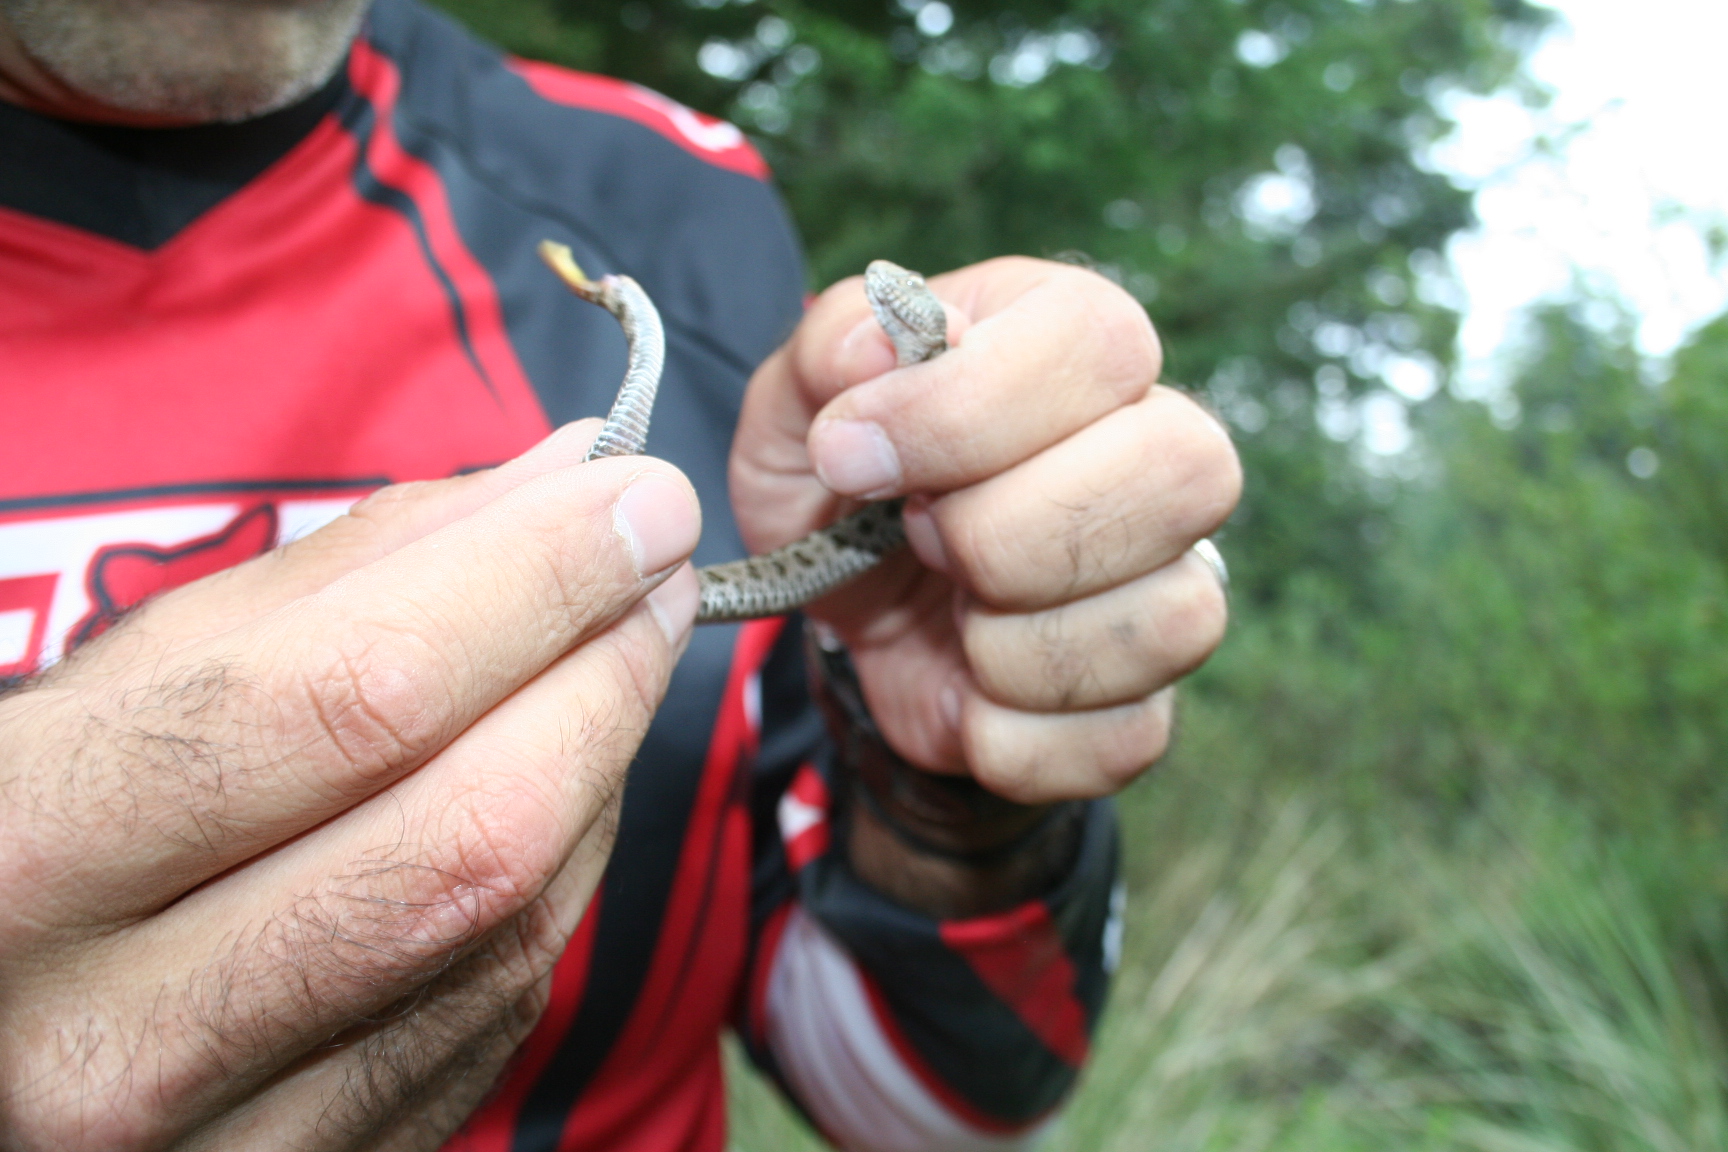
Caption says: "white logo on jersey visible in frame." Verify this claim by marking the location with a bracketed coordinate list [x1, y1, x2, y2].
[627, 84, 747, 153]
[0, 497, 352, 674]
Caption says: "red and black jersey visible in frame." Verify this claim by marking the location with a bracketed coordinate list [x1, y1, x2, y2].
[0, 2, 1120, 1149]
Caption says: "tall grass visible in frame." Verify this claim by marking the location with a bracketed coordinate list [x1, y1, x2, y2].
[726, 750, 1728, 1151]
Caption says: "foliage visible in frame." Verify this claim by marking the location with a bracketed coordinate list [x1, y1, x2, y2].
[430, 0, 1549, 610]
[1188, 307, 1728, 822]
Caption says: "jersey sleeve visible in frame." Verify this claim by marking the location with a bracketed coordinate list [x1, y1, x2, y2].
[736, 616, 1122, 1151]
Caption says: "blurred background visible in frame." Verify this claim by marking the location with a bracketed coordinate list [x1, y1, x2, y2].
[429, 0, 1728, 1146]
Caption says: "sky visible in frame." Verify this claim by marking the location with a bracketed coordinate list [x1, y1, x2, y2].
[1433, 0, 1728, 395]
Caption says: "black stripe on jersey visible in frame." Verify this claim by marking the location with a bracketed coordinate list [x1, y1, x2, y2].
[1051, 816, 1116, 1062]
[0, 69, 344, 249]
[357, 0, 805, 432]
[0, 476, 386, 516]
[801, 792, 1120, 1125]
[746, 616, 827, 937]
[733, 617, 826, 1098]
[508, 622, 739, 1152]
[330, 73, 498, 401]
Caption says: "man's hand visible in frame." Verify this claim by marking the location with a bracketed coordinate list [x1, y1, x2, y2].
[732, 257, 1240, 805]
[0, 422, 701, 1151]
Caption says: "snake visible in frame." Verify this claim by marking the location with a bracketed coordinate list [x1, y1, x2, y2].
[539, 241, 947, 624]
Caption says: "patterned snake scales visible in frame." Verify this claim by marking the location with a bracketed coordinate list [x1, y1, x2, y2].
[540, 241, 947, 624]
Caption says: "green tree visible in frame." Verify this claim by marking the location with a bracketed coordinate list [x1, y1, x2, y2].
[1188, 305, 1728, 823]
[429, 0, 1550, 610]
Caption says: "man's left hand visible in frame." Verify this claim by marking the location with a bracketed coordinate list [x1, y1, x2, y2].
[730, 256, 1241, 805]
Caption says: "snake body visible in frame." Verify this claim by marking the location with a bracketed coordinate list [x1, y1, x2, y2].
[540, 242, 948, 624]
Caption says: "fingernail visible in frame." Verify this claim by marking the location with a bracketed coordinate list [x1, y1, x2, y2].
[901, 496, 952, 575]
[647, 564, 699, 646]
[484, 419, 603, 493]
[615, 473, 701, 577]
[810, 420, 901, 497]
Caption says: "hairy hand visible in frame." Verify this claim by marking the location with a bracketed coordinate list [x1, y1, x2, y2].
[732, 256, 1240, 803]
[0, 421, 701, 1151]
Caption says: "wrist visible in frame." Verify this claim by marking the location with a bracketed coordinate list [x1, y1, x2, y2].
[806, 624, 1084, 918]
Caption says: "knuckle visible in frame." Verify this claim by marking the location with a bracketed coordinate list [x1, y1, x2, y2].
[486, 897, 577, 999]
[961, 717, 1043, 803]
[1175, 575, 1230, 673]
[1035, 263, 1160, 401]
[244, 856, 516, 1017]
[1029, 615, 1110, 710]
[964, 608, 1093, 711]
[1083, 296, 1162, 402]
[939, 502, 1040, 608]
[1120, 565, 1227, 689]
[438, 786, 567, 911]
[965, 693, 1171, 804]
[1104, 698, 1171, 787]
[297, 635, 442, 791]
[316, 481, 441, 558]
[962, 646, 1023, 710]
[969, 662, 1036, 711]
[968, 753, 1042, 805]
[1161, 394, 1245, 531]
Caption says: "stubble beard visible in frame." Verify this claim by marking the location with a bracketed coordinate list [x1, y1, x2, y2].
[0, 0, 369, 122]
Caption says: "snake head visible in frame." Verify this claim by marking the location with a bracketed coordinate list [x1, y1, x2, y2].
[864, 260, 948, 365]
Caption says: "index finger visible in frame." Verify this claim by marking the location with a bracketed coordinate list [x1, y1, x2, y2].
[800, 256, 1162, 498]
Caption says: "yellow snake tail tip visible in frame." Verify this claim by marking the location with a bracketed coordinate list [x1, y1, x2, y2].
[538, 240, 596, 292]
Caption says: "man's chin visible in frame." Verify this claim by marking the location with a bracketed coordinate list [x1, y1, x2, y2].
[0, 0, 368, 123]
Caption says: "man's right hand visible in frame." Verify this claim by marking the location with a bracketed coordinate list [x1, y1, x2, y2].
[0, 421, 701, 1151]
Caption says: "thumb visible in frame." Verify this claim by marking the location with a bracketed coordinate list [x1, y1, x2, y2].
[729, 275, 971, 557]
